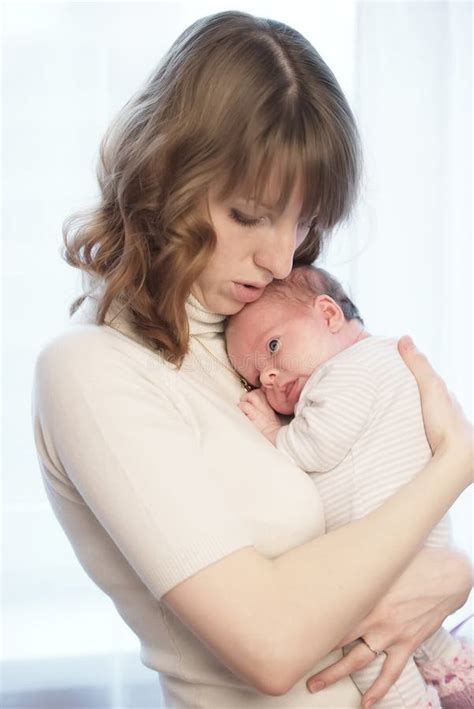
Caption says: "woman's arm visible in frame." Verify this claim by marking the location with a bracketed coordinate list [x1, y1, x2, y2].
[163, 337, 473, 696]
[36, 330, 471, 698]
[301, 336, 473, 704]
[303, 547, 472, 705]
[164, 444, 469, 695]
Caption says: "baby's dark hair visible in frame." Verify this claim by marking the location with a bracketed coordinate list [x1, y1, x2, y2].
[266, 265, 364, 325]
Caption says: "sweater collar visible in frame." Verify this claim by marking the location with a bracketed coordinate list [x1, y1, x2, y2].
[75, 290, 226, 340]
[185, 293, 226, 336]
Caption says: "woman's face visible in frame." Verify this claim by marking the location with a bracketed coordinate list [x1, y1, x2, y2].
[191, 179, 314, 315]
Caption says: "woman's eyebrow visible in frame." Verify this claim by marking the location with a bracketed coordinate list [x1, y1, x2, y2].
[235, 198, 318, 221]
[235, 197, 277, 212]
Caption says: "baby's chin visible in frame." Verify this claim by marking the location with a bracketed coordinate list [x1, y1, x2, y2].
[278, 404, 296, 416]
[268, 396, 296, 417]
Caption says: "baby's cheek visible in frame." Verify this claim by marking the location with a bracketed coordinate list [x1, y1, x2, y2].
[266, 389, 290, 416]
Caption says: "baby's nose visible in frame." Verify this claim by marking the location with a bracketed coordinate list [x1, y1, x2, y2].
[259, 367, 279, 387]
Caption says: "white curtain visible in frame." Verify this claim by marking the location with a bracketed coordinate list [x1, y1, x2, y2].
[324, 0, 473, 562]
[2, 0, 471, 699]
[324, 1, 473, 628]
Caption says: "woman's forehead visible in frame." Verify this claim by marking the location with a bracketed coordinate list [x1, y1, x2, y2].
[246, 179, 304, 213]
[217, 159, 318, 218]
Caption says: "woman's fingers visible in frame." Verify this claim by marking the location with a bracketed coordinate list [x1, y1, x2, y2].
[306, 641, 382, 693]
[397, 336, 473, 478]
[359, 646, 412, 708]
[397, 336, 446, 452]
[306, 641, 414, 708]
[397, 336, 436, 389]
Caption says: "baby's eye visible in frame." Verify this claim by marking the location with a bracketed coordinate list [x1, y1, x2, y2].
[267, 337, 281, 354]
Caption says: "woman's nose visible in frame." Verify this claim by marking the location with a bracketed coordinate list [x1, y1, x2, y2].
[254, 229, 296, 280]
[259, 367, 279, 387]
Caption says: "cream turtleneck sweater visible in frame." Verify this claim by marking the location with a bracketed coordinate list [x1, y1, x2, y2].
[31, 294, 361, 707]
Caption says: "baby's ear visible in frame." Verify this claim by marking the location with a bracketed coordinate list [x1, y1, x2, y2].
[315, 295, 344, 332]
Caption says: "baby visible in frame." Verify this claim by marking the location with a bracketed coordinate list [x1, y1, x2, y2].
[225, 265, 472, 709]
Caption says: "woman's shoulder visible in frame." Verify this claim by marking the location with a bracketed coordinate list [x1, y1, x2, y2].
[34, 322, 174, 392]
[37, 321, 146, 361]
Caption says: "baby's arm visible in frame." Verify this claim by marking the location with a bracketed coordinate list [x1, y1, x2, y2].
[239, 388, 282, 444]
[239, 361, 377, 473]
[275, 362, 376, 472]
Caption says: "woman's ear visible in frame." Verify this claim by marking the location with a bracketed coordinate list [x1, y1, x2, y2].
[314, 295, 345, 332]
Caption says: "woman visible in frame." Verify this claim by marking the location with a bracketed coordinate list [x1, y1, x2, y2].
[32, 11, 472, 708]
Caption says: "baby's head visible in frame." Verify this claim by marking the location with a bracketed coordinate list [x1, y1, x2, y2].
[226, 266, 365, 415]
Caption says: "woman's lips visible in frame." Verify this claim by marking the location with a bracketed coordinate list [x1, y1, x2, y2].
[232, 282, 266, 303]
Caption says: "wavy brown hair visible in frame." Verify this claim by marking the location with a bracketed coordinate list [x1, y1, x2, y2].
[63, 10, 362, 365]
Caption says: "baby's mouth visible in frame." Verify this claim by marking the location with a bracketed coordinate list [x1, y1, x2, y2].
[284, 379, 298, 400]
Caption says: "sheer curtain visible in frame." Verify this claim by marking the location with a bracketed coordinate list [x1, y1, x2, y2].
[2, 0, 471, 702]
[330, 0, 473, 559]
[324, 0, 472, 624]
[323, 0, 473, 629]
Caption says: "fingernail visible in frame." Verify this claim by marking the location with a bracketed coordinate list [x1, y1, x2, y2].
[308, 680, 325, 693]
[364, 698, 374, 708]
[403, 336, 414, 349]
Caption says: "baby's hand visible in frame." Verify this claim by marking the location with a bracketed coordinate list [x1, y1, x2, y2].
[239, 389, 282, 444]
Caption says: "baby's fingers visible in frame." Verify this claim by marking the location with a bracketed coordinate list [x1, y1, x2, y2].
[241, 389, 273, 411]
[241, 389, 263, 405]
[238, 400, 258, 419]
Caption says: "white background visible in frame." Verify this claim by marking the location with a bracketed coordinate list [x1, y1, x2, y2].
[2, 0, 472, 698]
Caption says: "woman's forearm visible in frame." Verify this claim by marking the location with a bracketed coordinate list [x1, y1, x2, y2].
[164, 340, 471, 697]
[270, 448, 469, 692]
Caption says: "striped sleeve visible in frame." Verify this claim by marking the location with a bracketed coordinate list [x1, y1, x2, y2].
[276, 361, 377, 473]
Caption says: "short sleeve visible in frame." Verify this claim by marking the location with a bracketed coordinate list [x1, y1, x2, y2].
[31, 326, 254, 601]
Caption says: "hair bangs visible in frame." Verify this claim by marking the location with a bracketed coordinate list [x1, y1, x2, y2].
[64, 10, 361, 364]
[224, 103, 361, 230]
[215, 121, 322, 223]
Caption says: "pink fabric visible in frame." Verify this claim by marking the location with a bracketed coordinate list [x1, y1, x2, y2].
[417, 636, 473, 709]
[414, 684, 442, 707]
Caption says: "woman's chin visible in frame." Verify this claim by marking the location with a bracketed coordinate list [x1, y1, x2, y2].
[193, 289, 246, 316]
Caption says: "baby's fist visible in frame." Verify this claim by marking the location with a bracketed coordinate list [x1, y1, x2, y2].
[239, 388, 281, 442]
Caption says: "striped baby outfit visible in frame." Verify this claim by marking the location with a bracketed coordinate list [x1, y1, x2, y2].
[277, 336, 456, 708]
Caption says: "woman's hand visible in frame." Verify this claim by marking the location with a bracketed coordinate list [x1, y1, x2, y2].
[398, 336, 473, 485]
[306, 548, 473, 707]
[305, 339, 473, 705]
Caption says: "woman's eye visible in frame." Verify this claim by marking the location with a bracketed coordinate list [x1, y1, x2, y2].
[229, 209, 263, 228]
[267, 338, 281, 354]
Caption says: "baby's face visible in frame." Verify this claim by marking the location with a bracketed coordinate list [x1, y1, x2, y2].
[226, 297, 334, 415]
